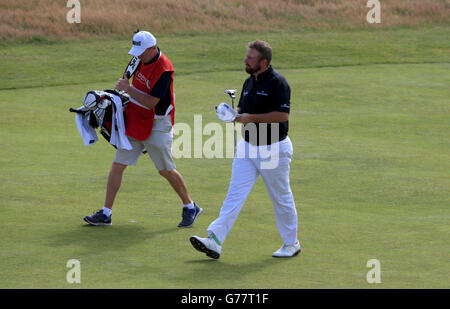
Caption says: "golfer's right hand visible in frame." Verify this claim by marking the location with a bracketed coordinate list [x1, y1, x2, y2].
[236, 113, 252, 125]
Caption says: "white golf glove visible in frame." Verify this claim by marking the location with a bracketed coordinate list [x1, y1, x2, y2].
[215, 103, 239, 122]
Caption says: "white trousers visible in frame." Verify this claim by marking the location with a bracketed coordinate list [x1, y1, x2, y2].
[207, 137, 298, 246]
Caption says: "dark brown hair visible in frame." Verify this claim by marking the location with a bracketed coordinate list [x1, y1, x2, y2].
[248, 40, 272, 64]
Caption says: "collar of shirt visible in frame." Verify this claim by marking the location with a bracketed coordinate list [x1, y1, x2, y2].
[252, 65, 273, 82]
[144, 47, 161, 65]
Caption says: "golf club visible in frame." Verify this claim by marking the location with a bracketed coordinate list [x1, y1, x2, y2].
[224, 89, 238, 147]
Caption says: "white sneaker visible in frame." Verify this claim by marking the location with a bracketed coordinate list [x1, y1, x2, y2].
[190, 235, 222, 259]
[272, 241, 301, 258]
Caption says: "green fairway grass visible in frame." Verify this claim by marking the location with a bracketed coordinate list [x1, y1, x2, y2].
[0, 27, 449, 288]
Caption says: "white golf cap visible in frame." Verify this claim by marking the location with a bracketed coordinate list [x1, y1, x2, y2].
[128, 31, 157, 57]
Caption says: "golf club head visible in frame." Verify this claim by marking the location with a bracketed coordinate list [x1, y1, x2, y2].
[225, 89, 238, 99]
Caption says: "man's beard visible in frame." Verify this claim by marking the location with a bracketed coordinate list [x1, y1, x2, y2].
[245, 63, 261, 74]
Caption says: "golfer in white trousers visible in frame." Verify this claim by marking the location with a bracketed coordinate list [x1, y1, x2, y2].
[190, 40, 300, 259]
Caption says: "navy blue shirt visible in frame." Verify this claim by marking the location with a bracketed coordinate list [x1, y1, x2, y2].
[150, 71, 172, 116]
[238, 66, 291, 145]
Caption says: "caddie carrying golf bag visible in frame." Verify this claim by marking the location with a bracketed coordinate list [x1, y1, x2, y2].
[70, 89, 132, 149]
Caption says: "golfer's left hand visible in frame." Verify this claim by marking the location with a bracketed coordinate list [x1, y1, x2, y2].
[115, 78, 130, 92]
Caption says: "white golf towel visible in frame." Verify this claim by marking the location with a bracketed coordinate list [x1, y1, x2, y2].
[109, 94, 132, 150]
[74, 94, 132, 150]
[75, 110, 98, 146]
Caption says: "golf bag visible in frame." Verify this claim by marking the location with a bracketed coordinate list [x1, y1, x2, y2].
[70, 89, 132, 149]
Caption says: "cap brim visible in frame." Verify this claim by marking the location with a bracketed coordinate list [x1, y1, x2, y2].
[128, 46, 146, 57]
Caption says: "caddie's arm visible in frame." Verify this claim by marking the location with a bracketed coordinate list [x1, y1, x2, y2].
[115, 77, 160, 110]
[236, 111, 288, 125]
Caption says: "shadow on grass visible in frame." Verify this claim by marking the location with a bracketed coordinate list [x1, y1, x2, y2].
[177, 257, 296, 286]
[47, 224, 178, 253]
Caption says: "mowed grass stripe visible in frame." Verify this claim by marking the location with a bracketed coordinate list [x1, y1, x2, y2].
[1, 26, 449, 90]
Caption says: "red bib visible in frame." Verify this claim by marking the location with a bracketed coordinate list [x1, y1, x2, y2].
[126, 52, 175, 141]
